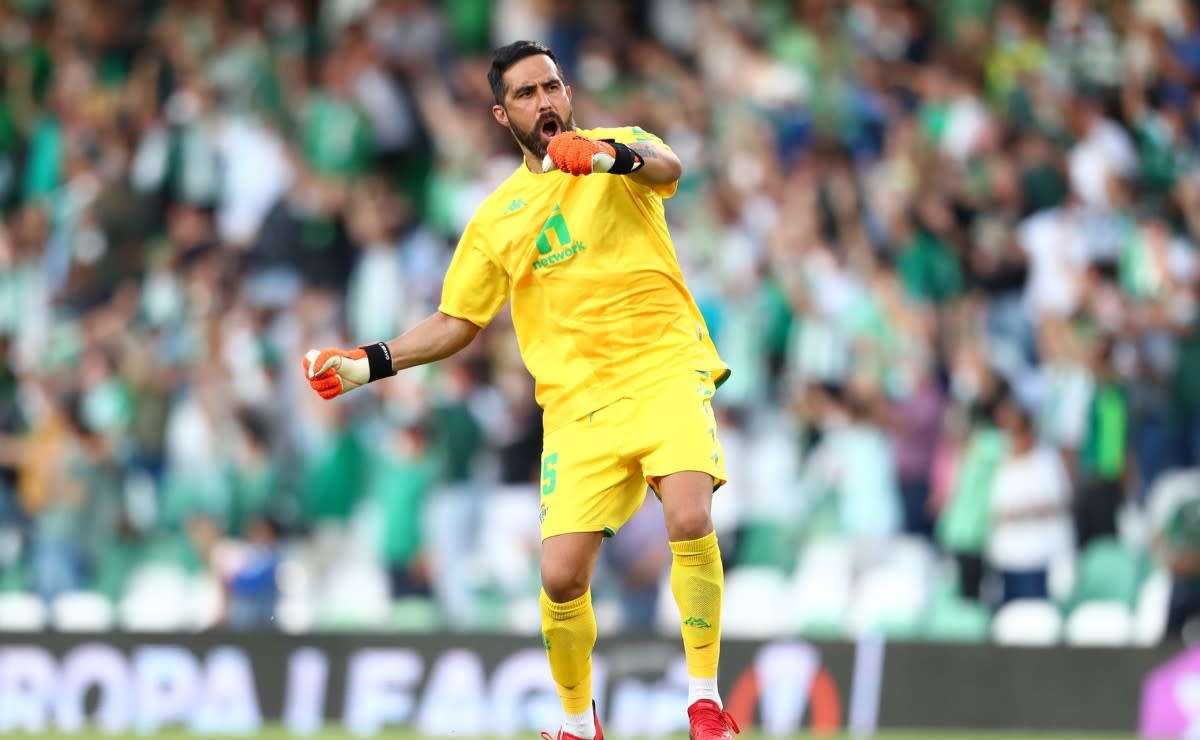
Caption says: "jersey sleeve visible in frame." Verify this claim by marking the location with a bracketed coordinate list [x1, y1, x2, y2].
[607, 125, 679, 200]
[438, 224, 511, 328]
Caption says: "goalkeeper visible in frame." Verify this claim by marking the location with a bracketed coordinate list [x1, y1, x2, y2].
[303, 40, 736, 740]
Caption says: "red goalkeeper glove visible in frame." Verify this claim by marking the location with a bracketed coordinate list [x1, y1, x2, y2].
[302, 341, 396, 399]
[542, 132, 644, 176]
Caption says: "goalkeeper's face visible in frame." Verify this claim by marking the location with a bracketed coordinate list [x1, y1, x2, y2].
[493, 54, 576, 159]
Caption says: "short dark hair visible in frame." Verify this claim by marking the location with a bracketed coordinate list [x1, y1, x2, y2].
[488, 40, 564, 106]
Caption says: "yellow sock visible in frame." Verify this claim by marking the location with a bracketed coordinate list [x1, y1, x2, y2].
[670, 531, 723, 680]
[540, 588, 596, 716]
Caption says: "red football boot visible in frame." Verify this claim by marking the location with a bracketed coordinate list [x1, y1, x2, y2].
[688, 699, 740, 740]
[541, 701, 603, 740]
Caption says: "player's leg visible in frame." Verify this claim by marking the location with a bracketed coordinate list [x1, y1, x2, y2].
[660, 473, 739, 740]
[540, 530, 604, 739]
[658, 472, 725, 702]
[538, 399, 645, 740]
[640, 373, 738, 739]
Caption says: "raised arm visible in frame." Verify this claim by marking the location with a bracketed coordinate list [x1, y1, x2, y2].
[386, 311, 481, 372]
[303, 312, 481, 399]
[544, 130, 681, 188]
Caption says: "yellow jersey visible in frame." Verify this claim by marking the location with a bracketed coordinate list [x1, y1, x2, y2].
[438, 126, 728, 432]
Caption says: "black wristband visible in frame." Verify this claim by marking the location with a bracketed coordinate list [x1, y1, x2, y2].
[601, 140, 644, 175]
[360, 341, 397, 382]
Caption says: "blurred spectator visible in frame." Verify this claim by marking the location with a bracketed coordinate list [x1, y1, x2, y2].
[209, 513, 282, 631]
[424, 357, 491, 628]
[1156, 496, 1200, 637]
[602, 492, 671, 632]
[1065, 92, 1137, 211]
[799, 382, 901, 541]
[228, 515, 283, 629]
[371, 419, 436, 598]
[987, 396, 1075, 606]
[1170, 265, 1200, 469]
[1073, 336, 1130, 548]
[935, 390, 1008, 602]
[886, 359, 945, 537]
[229, 411, 280, 538]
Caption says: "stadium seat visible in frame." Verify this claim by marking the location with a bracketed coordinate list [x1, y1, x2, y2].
[847, 563, 929, 639]
[888, 535, 938, 574]
[119, 563, 192, 631]
[119, 592, 190, 631]
[191, 574, 225, 630]
[0, 592, 47, 631]
[1068, 537, 1148, 609]
[722, 567, 790, 638]
[843, 536, 937, 639]
[505, 595, 543, 634]
[924, 596, 991, 643]
[592, 597, 625, 634]
[276, 555, 313, 599]
[319, 560, 391, 630]
[471, 588, 513, 632]
[1065, 601, 1134, 646]
[276, 596, 316, 634]
[788, 537, 853, 638]
[1146, 469, 1200, 531]
[124, 562, 192, 598]
[1134, 569, 1171, 646]
[52, 591, 115, 631]
[391, 597, 442, 633]
[992, 599, 1062, 646]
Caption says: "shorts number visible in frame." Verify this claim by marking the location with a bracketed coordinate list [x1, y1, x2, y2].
[541, 453, 558, 496]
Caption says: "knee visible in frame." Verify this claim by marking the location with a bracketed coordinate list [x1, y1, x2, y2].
[541, 560, 590, 603]
[665, 504, 713, 542]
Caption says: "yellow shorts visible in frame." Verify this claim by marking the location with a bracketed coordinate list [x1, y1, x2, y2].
[538, 371, 727, 541]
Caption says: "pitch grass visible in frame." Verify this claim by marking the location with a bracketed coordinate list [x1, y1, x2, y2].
[0, 730, 1135, 740]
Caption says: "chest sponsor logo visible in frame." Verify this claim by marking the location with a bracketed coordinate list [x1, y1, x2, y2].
[533, 204, 585, 270]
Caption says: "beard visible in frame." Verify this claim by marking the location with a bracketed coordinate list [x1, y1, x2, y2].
[510, 109, 575, 159]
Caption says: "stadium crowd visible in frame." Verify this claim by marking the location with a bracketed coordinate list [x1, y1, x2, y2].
[1, 0, 1200, 641]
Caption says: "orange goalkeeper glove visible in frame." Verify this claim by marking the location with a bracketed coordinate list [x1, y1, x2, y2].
[302, 341, 396, 399]
[543, 132, 644, 176]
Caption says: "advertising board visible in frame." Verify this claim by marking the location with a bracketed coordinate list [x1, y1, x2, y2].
[0, 633, 1178, 735]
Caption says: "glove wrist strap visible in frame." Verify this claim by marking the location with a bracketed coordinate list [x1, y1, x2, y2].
[601, 140, 644, 175]
[360, 341, 397, 382]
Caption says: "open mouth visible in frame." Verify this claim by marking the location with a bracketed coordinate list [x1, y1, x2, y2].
[539, 116, 562, 142]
